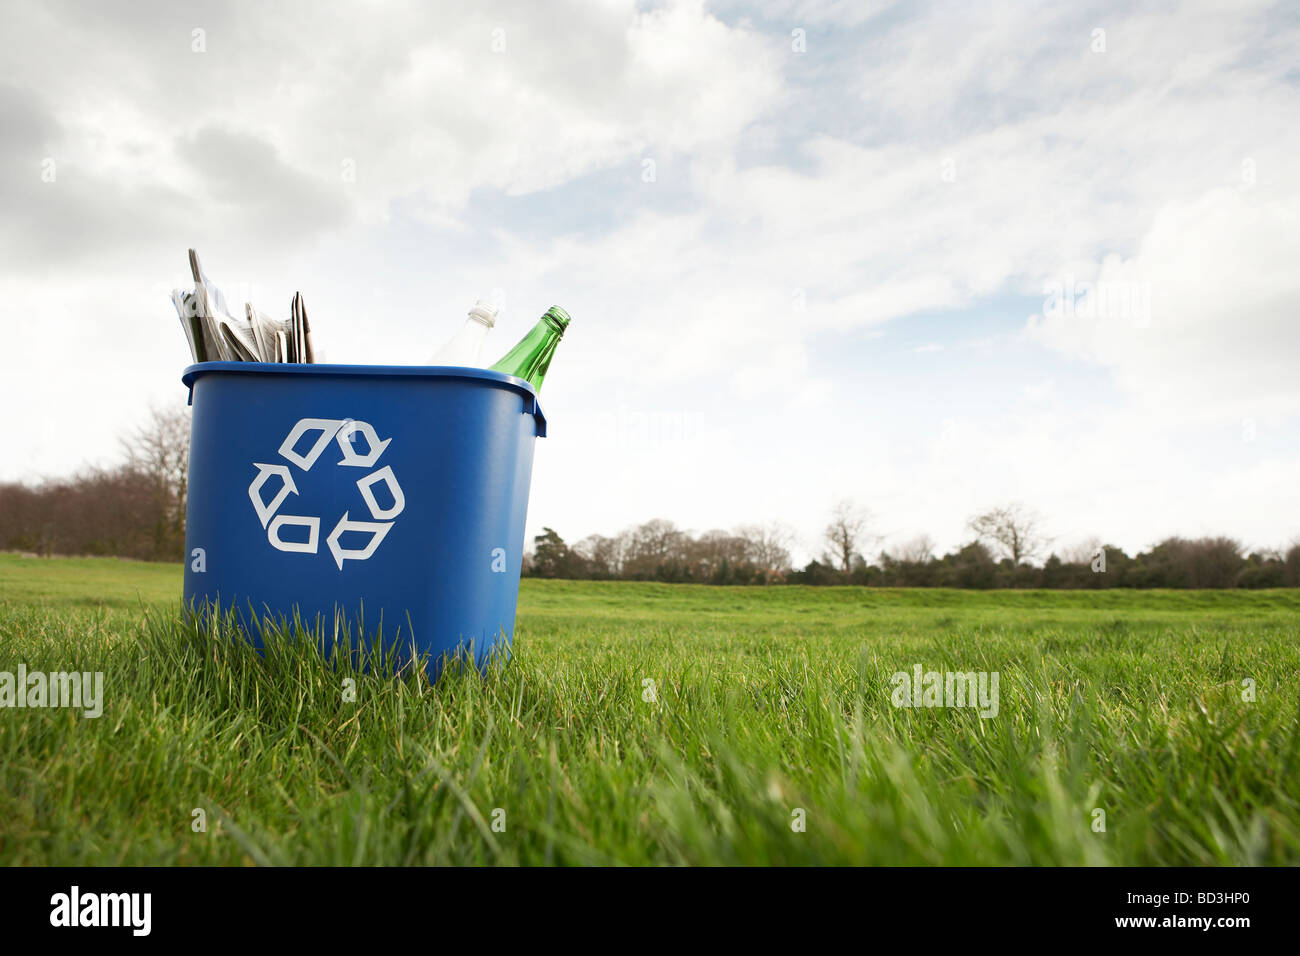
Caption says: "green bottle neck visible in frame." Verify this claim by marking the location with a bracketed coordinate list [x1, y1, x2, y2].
[541, 306, 570, 335]
[488, 307, 570, 391]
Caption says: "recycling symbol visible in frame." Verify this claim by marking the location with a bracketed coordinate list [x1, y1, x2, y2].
[247, 418, 405, 569]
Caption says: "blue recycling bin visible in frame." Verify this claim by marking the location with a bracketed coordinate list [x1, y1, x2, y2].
[181, 362, 546, 675]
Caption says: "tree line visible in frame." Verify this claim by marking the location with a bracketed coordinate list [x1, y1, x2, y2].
[4, 412, 1296, 589]
[524, 502, 1300, 589]
[0, 407, 189, 562]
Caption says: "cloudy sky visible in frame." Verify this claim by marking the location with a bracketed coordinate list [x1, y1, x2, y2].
[2, 0, 1297, 563]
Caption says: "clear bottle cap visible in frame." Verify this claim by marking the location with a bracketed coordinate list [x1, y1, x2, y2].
[468, 299, 498, 327]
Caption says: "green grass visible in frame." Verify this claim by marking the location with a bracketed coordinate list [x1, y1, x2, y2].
[1, 552, 1298, 865]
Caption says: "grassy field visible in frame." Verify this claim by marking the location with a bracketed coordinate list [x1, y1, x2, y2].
[1, 552, 1298, 865]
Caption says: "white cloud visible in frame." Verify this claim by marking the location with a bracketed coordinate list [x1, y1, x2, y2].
[1029, 188, 1300, 422]
[0, 0, 782, 257]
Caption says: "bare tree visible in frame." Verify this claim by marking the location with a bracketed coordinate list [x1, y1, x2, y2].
[824, 500, 874, 572]
[574, 534, 625, 579]
[690, 529, 751, 575]
[736, 522, 795, 573]
[968, 502, 1048, 566]
[888, 534, 936, 563]
[1284, 540, 1300, 587]
[120, 404, 191, 556]
[1060, 536, 1104, 566]
[622, 518, 688, 577]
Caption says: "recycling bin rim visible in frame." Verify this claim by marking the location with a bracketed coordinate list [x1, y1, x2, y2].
[182, 361, 546, 437]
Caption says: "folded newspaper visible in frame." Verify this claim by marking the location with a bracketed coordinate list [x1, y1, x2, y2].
[171, 249, 315, 364]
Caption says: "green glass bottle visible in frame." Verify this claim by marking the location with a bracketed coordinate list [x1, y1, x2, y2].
[488, 306, 571, 391]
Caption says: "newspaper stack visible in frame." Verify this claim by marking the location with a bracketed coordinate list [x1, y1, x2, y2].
[171, 249, 315, 363]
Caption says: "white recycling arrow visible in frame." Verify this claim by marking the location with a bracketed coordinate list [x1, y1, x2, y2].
[248, 463, 299, 528]
[279, 418, 347, 470]
[336, 420, 392, 467]
[326, 512, 393, 570]
[356, 465, 405, 520]
[268, 514, 320, 553]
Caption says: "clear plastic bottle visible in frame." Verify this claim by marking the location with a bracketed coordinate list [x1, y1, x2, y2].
[427, 299, 499, 366]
